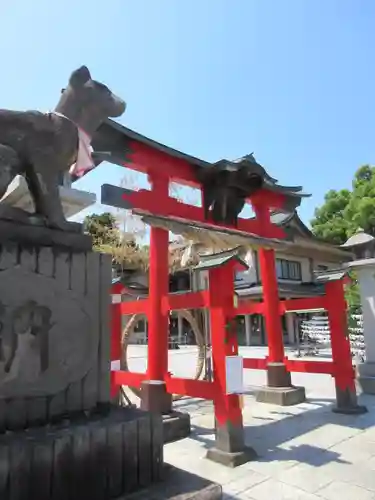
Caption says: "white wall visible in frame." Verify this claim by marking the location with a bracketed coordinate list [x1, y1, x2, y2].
[235, 249, 258, 285]
[272, 251, 310, 283]
[233, 252, 339, 287]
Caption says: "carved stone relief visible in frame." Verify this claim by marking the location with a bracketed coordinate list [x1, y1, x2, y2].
[0, 266, 94, 398]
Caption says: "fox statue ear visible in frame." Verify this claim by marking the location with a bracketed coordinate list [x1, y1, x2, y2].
[69, 66, 91, 87]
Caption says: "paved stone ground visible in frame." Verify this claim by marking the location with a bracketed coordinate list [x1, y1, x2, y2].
[126, 346, 375, 499]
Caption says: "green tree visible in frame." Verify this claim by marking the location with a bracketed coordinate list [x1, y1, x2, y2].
[83, 212, 149, 270]
[310, 189, 352, 245]
[311, 165, 375, 313]
[344, 272, 361, 313]
[83, 212, 120, 248]
[311, 165, 375, 244]
[345, 165, 375, 237]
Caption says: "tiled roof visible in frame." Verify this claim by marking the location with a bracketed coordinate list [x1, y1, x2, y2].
[341, 228, 375, 248]
[193, 248, 248, 271]
[235, 282, 325, 298]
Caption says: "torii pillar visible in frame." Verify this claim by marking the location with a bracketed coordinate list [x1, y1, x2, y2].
[140, 175, 172, 413]
[194, 249, 257, 467]
[256, 248, 306, 405]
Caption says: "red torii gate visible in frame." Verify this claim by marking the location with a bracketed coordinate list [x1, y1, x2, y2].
[94, 120, 365, 466]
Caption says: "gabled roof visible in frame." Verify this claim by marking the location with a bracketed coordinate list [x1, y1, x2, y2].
[269, 210, 315, 239]
[313, 269, 348, 283]
[235, 282, 325, 298]
[193, 247, 248, 271]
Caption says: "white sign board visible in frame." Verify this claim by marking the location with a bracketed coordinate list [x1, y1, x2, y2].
[111, 359, 121, 371]
[225, 356, 244, 395]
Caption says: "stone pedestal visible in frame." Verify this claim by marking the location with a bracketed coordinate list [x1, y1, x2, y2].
[140, 380, 172, 414]
[163, 411, 191, 444]
[206, 420, 257, 467]
[358, 362, 375, 395]
[347, 260, 375, 395]
[140, 382, 191, 443]
[0, 226, 167, 499]
[256, 362, 306, 406]
[0, 240, 111, 430]
[0, 406, 164, 500]
[332, 384, 368, 415]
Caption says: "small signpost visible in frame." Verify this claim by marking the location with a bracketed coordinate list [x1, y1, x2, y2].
[225, 355, 244, 395]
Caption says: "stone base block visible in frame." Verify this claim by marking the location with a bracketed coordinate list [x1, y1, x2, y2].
[333, 385, 368, 415]
[206, 446, 257, 468]
[267, 362, 292, 387]
[122, 464, 222, 499]
[332, 404, 368, 415]
[163, 411, 191, 444]
[256, 385, 306, 406]
[0, 217, 92, 251]
[140, 380, 172, 414]
[358, 376, 375, 395]
[358, 362, 375, 395]
[0, 405, 163, 500]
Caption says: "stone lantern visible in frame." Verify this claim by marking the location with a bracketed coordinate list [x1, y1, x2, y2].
[341, 229, 375, 394]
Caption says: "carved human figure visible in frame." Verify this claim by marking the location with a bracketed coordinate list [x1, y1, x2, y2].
[0, 301, 52, 384]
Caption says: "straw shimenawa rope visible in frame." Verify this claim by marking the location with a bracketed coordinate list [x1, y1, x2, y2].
[121, 310, 205, 401]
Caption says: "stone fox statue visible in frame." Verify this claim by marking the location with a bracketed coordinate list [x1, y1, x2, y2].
[0, 66, 126, 231]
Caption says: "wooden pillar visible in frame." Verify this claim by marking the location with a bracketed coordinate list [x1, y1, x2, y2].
[140, 175, 172, 413]
[286, 313, 295, 345]
[206, 263, 256, 467]
[177, 313, 184, 344]
[259, 249, 288, 381]
[110, 284, 123, 400]
[325, 280, 366, 414]
[245, 315, 251, 346]
[256, 248, 306, 405]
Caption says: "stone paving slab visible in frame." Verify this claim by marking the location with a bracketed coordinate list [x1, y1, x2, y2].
[163, 390, 375, 499]
[123, 464, 222, 499]
[126, 348, 375, 499]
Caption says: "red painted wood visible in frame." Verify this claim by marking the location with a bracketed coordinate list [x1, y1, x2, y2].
[110, 302, 122, 398]
[165, 375, 217, 400]
[209, 264, 243, 426]
[111, 282, 124, 294]
[121, 299, 149, 315]
[147, 175, 170, 381]
[258, 248, 285, 362]
[243, 357, 268, 370]
[251, 189, 288, 210]
[128, 141, 290, 214]
[242, 357, 335, 375]
[113, 370, 147, 387]
[252, 202, 271, 228]
[285, 359, 335, 375]
[129, 140, 197, 185]
[280, 296, 326, 313]
[110, 303, 122, 361]
[325, 280, 356, 391]
[122, 189, 286, 239]
[236, 300, 264, 315]
[120, 291, 208, 316]
[163, 291, 209, 311]
[120, 293, 265, 317]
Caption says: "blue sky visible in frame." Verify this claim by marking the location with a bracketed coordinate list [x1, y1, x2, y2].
[1, 0, 374, 227]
